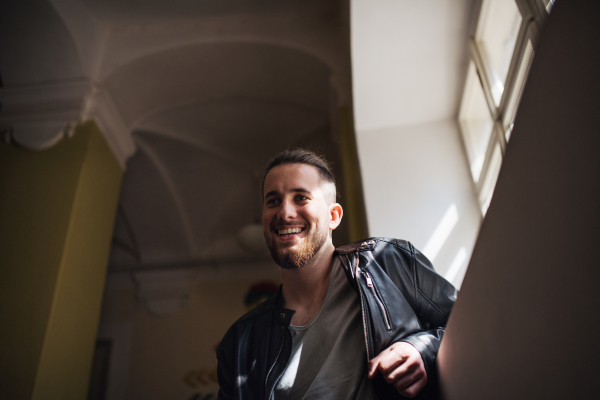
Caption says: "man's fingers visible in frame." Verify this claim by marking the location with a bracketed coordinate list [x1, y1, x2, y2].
[367, 342, 427, 397]
[367, 358, 379, 379]
[367, 351, 384, 378]
[394, 366, 426, 391]
[378, 355, 407, 375]
[395, 370, 427, 399]
[383, 357, 418, 383]
[368, 347, 408, 379]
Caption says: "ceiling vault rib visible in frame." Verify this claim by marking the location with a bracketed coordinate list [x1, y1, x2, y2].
[133, 130, 251, 174]
[98, 39, 336, 87]
[136, 138, 198, 257]
[131, 97, 329, 130]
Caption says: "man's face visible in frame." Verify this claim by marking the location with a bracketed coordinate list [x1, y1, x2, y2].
[262, 164, 332, 269]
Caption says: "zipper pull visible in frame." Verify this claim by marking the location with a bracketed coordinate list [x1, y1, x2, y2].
[365, 272, 373, 287]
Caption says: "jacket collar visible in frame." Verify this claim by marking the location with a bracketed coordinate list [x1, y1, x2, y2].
[273, 285, 295, 326]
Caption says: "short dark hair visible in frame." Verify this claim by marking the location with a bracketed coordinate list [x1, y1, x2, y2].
[263, 148, 337, 203]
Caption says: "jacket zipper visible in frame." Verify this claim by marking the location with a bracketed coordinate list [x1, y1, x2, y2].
[355, 258, 371, 360]
[357, 273, 371, 360]
[365, 271, 392, 330]
[265, 325, 285, 399]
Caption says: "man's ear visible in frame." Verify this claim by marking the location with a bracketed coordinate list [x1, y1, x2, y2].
[329, 203, 343, 230]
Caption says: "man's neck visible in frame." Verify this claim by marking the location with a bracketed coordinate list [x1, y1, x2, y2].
[280, 241, 336, 326]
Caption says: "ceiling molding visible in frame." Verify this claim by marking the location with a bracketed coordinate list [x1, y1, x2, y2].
[0, 79, 88, 108]
[0, 79, 136, 163]
[1, 122, 74, 150]
[82, 86, 136, 168]
[0, 79, 87, 150]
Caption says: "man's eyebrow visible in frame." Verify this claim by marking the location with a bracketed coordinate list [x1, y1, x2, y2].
[264, 190, 279, 199]
[264, 188, 311, 199]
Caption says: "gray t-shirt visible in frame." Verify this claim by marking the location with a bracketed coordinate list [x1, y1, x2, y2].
[273, 259, 375, 400]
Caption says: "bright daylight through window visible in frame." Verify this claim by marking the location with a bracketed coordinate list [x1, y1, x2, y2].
[458, 0, 553, 215]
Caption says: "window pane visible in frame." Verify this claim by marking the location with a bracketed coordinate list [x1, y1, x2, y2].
[459, 62, 493, 183]
[476, 0, 522, 106]
[480, 142, 503, 215]
[503, 38, 534, 142]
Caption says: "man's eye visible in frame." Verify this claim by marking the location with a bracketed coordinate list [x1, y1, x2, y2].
[296, 195, 308, 201]
[265, 198, 279, 205]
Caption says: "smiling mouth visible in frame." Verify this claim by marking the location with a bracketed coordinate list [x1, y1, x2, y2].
[276, 227, 304, 237]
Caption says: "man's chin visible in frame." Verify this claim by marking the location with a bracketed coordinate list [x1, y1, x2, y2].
[270, 248, 297, 269]
[270, 240, 325, 270]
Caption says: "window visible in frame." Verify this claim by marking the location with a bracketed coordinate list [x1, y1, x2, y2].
[458, 0, 552, 216]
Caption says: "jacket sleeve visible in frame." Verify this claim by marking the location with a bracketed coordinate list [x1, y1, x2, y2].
[216, 330, 235, 400]
[395, 241, 457, 378]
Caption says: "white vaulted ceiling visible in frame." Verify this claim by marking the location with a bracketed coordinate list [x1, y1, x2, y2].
[94, 4, 347, 269]
[0, 0, 353, 270]
[0, 0, 472, 271]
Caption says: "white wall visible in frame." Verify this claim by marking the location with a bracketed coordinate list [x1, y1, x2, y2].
[351, 0, 479, 287]
[351, 0, 473, 131]
[356, 120, 480, 287]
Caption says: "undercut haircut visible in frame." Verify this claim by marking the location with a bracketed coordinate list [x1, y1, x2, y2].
[263, 148, 337, 204]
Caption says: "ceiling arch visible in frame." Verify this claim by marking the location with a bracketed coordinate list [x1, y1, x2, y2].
[0, 0, 83, 86]
[134, 138, 198, 257]
[103, 41, 333, 128]
[120, 131, 262, 264]
[134, 98, 329, 170]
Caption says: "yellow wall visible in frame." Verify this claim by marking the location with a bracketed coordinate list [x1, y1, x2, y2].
[0, 121, 123, 400]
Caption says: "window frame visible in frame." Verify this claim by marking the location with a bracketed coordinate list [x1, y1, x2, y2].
[458, 0, 549, 216]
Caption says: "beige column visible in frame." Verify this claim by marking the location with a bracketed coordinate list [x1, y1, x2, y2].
[0, 121, 123, 400]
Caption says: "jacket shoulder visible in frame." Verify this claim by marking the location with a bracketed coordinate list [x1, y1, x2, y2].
[231, 289, 279, 326]
[335, 237, 412, 255]
[217, 290, 279, 352]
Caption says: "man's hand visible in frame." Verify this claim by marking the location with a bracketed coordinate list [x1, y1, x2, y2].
[367, 341, 427, 398]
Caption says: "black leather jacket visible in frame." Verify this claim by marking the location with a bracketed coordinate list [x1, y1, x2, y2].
[216, 238, 457, 400]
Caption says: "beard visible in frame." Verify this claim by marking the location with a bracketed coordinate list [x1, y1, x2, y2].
[266, 223, 328, 269]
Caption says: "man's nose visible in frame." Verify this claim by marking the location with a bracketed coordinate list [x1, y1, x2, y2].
[277, 200, 297, 220]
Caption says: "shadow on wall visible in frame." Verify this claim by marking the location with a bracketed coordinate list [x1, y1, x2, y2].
[438, 2, 600, 399]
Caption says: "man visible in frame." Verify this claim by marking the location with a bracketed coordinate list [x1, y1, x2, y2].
[217, 149, 457, 400]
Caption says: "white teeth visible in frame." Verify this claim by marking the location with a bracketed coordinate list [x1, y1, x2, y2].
[278, 227, 302, 235]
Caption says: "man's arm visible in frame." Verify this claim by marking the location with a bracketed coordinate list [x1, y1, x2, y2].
[368, 341, 428, 398]
[369, 240, 457, 397]
[216, 332, 235, 400]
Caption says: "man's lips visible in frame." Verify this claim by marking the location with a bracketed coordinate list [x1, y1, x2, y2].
[272, 225, 306, 240]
